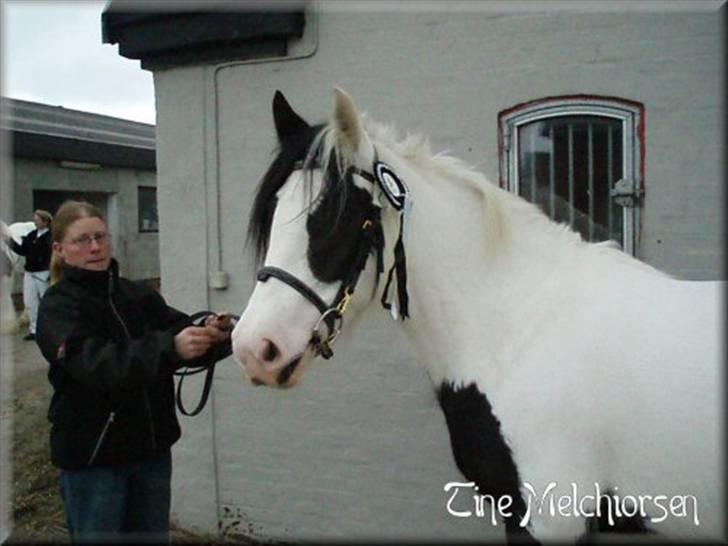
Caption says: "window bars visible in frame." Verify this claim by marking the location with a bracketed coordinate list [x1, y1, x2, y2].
[499, 97, 644, 256]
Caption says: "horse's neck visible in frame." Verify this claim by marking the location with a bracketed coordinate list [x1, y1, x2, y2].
[398, 172, 582, 390]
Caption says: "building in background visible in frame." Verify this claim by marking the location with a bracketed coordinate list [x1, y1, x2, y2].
[102, 1, 725, 542]
[1, 97, 160, 298]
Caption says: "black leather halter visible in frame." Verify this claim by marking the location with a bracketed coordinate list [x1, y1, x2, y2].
[257, 267, 331, 316]
[256, 162, 384, 359]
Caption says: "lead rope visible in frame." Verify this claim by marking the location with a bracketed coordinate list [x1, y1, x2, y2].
[174, 311, 238, 417]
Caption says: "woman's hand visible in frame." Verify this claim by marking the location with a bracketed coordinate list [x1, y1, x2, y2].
[174, 325, 229, 360]
[203, 312, 235, 334]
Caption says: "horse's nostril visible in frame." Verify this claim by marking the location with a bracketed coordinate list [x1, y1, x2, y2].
[261, 339, 279, 362]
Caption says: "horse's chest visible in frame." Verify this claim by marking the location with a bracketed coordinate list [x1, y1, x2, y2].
[437, 381, 533, 537]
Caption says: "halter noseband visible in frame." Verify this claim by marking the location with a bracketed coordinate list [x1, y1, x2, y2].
[256, 160, 385, 359]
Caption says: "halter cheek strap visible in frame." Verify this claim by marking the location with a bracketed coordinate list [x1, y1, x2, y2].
[256, 210, 384, 360]
[257, 267, 330, 317]
[257, 265, 341, 358]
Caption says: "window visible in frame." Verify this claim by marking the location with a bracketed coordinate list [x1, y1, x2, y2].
[138, 187, 158, 232]
[499, 96, 644, 255]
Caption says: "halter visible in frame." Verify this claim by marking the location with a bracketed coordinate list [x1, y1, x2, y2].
[255, 151, 408, 360]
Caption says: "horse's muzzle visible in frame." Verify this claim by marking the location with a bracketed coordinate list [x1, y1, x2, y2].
[235, 344, 307, 389]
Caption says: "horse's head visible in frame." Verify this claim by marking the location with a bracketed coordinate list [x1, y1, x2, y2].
[232, 88, 406, 388]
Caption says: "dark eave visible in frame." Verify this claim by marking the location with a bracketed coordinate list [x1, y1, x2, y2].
[101, 1, 307, 70]
[1, 98, 156, 169]
[9, 132, 156, 170]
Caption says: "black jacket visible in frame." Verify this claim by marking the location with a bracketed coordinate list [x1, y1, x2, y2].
[9, 228, 51, 272]
[36, 259, 232, 470]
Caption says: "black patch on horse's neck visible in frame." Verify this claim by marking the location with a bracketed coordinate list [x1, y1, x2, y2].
[437, 382, 538, 543]
[248, 123, 326, 265]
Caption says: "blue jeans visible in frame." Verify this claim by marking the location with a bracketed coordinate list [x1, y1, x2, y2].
[58, 452, 172, 544]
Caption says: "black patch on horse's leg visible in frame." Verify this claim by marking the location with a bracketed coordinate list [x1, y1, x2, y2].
[505, 520, 540, 544]
[437, 382, 538, 544]
[578, 488, 653, 542]
[595, 491, 652, 533]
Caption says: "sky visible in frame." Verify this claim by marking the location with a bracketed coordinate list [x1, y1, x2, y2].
[1, 0, 156, 124]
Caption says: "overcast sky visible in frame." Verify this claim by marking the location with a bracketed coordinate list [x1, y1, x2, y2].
[1, 0, 156, 124]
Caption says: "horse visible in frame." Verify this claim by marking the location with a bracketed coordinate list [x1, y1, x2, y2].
[1, 221, 36, 334]
[230, 88, 724, 543]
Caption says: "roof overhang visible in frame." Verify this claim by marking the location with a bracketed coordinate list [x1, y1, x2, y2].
[2, 98, 156, 169]
[101, 1, 308, 70]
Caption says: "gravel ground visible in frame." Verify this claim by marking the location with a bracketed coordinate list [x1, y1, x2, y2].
[0, 329, 242, 545]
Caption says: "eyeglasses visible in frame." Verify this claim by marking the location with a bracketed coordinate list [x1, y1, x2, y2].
[67, 232, 110, 248]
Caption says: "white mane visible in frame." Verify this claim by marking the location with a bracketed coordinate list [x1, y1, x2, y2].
[322, 113, 664, 278]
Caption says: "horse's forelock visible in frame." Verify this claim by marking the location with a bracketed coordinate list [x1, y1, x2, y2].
[247, 123, 326, 266]
[292, 126, 354, 245]
[317, 127, 356, 225]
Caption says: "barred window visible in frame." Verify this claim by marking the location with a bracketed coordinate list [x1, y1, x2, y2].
[499, 97, 644, 255]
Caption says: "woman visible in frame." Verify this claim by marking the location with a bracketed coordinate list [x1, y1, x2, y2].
[3, 209, 53, 340]
[36, 200, 233, 543]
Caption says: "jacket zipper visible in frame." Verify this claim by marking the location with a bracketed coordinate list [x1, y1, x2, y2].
[87, 411, 115, 466]
[107, 270, 158, 453]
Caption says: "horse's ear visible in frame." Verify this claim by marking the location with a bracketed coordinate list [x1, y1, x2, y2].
[331, 87, 367, 154]
[273, 90, 310, 142]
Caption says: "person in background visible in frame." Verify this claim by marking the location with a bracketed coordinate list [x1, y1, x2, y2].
[1, 209, 53, 340]
[36, 200, 234, 544]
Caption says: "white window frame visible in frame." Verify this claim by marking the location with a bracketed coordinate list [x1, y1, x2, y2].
[499, 96, 644, 255]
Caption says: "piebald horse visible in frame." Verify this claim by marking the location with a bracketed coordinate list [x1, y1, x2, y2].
[231, 88, 724, 543]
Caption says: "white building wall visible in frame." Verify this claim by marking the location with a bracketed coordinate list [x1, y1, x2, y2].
[155, 65, 221, 534]
[154, 5, 724, 541]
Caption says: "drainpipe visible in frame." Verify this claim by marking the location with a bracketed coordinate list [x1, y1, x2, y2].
[208, 6, 319, 292]
[204, 5, 319, 537]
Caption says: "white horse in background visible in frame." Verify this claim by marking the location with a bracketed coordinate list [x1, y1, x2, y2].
[1, 221, 36, 334]
[231, 88, 724, 543]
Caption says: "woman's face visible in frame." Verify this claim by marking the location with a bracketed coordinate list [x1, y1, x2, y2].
[53, 216, 112, 272]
